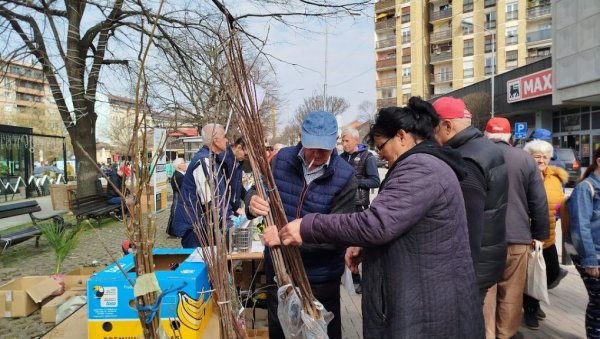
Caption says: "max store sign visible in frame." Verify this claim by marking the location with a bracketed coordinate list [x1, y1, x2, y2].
[507, 68, 552, 103]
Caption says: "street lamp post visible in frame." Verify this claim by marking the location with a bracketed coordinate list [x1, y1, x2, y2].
[461, 20, 495, 117]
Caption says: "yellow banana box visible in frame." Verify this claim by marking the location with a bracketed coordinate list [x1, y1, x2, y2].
[87, 248, 213, 338]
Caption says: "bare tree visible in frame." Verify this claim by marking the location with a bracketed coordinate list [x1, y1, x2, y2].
[291, 94, 350, 131]
[462, 92, 491, 131]
[357, 100, 377, 123]
[0, 1, 208, 196]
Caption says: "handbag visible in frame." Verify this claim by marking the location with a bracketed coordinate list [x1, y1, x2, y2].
[525, 241, 550, 303]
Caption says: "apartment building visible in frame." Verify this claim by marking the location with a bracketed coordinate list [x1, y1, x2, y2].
[375, 0, 553, 109]
[0, 60, 63, 132]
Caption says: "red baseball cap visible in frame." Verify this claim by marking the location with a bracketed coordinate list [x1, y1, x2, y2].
[432, 96, 472, 119]
[485, 117, 511, 134]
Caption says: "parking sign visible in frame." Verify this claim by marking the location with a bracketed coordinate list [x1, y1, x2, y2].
[514, 122, 527, 139]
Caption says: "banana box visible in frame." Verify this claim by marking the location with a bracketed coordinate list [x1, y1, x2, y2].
[87, 248, 213, 338]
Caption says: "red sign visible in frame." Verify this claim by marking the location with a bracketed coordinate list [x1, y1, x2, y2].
[507, 68, 552, 103]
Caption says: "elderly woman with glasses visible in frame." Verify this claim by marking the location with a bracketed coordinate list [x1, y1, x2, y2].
[521, 139, 569, 329]
[262, 97, 484, 338]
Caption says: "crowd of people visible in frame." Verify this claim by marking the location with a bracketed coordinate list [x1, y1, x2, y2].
[166, 96, 598, 339]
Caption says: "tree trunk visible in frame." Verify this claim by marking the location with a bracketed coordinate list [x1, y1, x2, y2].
[70, 116, 98, 197]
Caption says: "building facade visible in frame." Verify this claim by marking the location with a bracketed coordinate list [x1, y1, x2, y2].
[375, 0, 552, 109]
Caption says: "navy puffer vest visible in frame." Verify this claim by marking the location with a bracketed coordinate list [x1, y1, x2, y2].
[269, 145, 355, 283]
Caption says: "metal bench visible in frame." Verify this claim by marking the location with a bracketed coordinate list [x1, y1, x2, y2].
[72, 193, 120, 226]
[0, 200, 65, 254]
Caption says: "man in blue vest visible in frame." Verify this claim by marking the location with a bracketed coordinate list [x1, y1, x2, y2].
[247, 111, 357, 339]
[340, 127, 380, 293]
[171, 123, 230, 248]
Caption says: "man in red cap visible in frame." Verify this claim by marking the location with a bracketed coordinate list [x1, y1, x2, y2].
[432, 96, 508, 303]
[484, 117, 549, 339]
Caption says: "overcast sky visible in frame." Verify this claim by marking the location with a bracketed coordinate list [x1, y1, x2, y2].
[236, 5, 376, 127]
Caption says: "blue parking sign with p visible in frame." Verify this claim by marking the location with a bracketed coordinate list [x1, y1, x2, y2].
[514, 122, 527, 139]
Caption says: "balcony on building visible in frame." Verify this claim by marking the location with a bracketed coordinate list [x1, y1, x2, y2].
[375, 17, 395, 31]
[430, 8, 451, 22]
[526, 28, 552, 44]
[526, 48, 551, 64]
[377, 97, 397, 108]
[377, 78, 397, 88]
[430, 30, 452, 43]
[527, 4, 551, 20]
[430, 50, 452, 63]
[430, 71, 453, 84]
[375, 0, 395, 13]
[376, 57, 397, 70]
[376, 37, 396, 50]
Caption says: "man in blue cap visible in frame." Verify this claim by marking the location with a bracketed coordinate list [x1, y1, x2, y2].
[529, 128, 566, 169]
[246, 111, 357, 339]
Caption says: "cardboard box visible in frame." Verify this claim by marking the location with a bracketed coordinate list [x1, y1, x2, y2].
[41, 304, 88, 338]
[63, 266, 106, 291]
[0, 276, 61, 317]
[41, 290, 85, 323]
[87, 248, 213, 338]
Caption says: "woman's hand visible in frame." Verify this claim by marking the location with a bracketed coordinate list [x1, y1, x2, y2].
[279, 219, 303, 246]
[345, 247, 363, 274]
[249, 195, 270, 217]
[585, 267, 600, 278]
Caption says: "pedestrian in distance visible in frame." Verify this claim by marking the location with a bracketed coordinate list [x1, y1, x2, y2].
[432, 96, 508, 302]
[484, 117, 549, 339]
[340, 127, 381, 294]
[247, 111, 357, 339]
[166, 158, 186, 237]
[171, 123, 232, 248]
[263, 97, 485, 339]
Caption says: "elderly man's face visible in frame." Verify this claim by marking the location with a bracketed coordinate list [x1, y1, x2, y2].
[342, 135, 359, 153]
[212, 130, 228, 153]
[303, 148, 333, 170]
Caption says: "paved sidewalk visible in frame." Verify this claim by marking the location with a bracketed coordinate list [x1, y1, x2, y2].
[0, 197, 590, 338]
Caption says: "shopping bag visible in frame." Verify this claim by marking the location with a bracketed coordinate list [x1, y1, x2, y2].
[525, 241, 550, 304]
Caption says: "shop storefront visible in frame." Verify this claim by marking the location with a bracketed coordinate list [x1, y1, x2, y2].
[437, 57, 600, 169]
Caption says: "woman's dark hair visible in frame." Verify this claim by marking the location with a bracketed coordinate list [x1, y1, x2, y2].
[581, 147, 600, 181]
[366, 96, 440, 145]
[233, 137, 245, 147]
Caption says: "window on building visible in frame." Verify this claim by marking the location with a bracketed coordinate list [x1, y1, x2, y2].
[401, 28, 411, 44]
[402, 47, 411, 64]
[3, 78, 10, 89]
[401, 7, 410, 23]
[506, 26, 518, 45]
[380, 87, 396, 99]
[402, 67, 411, 77]
[461, 17, 474, 34]
[463, 39, 474, 56]
[463, 0, 474, 13]
[506, 50, 518, 69]
[485, 11, 496, 30]
[506, 2, 518, 20]
[463, 60, 474, 78]
[484, 0, 496, 7]
[484, 35, 494, 53]
[485, 57, 495, 75]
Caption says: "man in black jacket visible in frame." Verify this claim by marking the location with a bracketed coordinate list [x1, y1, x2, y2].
[432, 96, 508, 302]
[340, 127, 381, 293]
[484, 117, 549, 339]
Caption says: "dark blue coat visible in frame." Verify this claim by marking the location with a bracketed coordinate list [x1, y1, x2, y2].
[249, 144, 357, 283]
[171, 146, 231, 237]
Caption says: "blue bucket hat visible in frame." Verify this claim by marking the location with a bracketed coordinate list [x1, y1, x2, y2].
[301, 111, 338, 150]
[531, 128, 552, 141]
